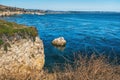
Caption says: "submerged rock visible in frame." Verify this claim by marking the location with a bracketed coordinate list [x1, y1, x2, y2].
[55, 46, 66, 51]
[52, 37, 66, 47]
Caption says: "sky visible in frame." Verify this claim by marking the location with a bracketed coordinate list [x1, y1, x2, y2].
[0, 0, 120, 11]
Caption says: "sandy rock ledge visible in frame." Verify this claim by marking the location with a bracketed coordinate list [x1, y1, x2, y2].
[0, 37, 45, 79]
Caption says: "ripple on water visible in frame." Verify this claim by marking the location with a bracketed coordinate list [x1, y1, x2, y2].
[1, 13, 120, 64]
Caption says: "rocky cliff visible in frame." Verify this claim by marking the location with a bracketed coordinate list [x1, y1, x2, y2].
[0, 4, 45, 17]
[0, 20, 45, 79]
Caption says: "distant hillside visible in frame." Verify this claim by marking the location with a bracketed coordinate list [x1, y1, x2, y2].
[0, 4, 45, 13]
[0, 4, 24, 12]
[0, 4, 45, 16]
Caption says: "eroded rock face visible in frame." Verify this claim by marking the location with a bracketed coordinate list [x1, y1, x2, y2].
[0, 37, 45, 77]
[52, 37, 66, 46]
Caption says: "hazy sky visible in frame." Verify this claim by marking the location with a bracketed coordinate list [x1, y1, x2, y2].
[0, 0, 120, 11]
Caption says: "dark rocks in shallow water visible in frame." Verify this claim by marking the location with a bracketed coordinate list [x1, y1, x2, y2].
[52, 37, 66, 47]
[55, 46, 66, 51]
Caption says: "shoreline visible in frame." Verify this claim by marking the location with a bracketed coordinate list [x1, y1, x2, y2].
[0, 20, 45, 78]
[0, 11, 45, 17]
[0, 11, 120, 80]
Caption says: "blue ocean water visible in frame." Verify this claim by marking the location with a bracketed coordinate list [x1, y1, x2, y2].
[1, 12, 120, 64]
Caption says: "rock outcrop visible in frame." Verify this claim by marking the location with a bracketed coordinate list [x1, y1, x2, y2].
[0, 11, 45, 17]
[0, 36, 44, 78]
[0, 11, 23, 17]
[0, 21, 45, 80]
[52, 37, 66, 47]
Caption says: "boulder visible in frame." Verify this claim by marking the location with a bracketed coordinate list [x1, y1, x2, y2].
[52, 37, 66, 46]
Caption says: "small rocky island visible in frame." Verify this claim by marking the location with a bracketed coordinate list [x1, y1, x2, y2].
[0, 20, 45, 79]
[52, 37, 66, 47]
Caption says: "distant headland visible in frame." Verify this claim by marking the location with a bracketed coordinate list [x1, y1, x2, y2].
[0, 4, 45, 16]
[0, 4, 120, 17]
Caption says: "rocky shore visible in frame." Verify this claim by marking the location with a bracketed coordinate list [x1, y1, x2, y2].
[0, 20, 45, 79]
[0, 11, 45, 17]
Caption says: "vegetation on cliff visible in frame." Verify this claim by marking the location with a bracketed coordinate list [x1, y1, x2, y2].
[0, 20, 38, 47]
[0, 20, 37, 35]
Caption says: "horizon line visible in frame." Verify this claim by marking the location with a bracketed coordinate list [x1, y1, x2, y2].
[0, 4, 120, 13]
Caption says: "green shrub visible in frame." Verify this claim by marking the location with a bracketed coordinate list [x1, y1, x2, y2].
[3, 43, 11, 53]
[0, 20, 38, 43]
[0, 39, 4, 45]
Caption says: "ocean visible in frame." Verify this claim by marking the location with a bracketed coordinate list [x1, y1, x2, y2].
[1, 12, 120, 64]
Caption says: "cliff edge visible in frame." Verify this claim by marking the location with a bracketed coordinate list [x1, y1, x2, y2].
[0, 20, 45, 79]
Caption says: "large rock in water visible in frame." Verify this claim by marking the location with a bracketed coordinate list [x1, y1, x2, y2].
[0, 37, 45, 78]
[52, 37, 66, 46]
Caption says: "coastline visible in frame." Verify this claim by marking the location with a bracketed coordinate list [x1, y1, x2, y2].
[0, 20, 45, 78]
[0, 12, 120, 80]
[0, 4, 45, 17]
[0, 11, 45, 17]
[0, 4, 120, 80]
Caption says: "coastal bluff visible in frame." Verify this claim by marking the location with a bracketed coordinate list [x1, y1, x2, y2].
[0, 4, 45, 17]
[0, 20, 45, 79]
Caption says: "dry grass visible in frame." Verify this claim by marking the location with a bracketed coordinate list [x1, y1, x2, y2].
[0, 54, 120, 80]
[42, 54, 120, 80]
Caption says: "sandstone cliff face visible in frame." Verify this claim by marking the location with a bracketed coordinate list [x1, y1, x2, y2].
[0, 36, 45, 78]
